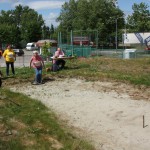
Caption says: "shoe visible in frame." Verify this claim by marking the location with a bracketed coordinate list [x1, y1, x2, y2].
[39, 81, 44, 84]
[32, 81, 39, 85]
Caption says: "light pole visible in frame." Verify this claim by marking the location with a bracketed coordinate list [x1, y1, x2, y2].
[115, 18, 118, 51]
[115, 16, 124, 52]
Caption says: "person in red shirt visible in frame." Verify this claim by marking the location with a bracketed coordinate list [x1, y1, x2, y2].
[52, 47, 66, 71]
[30, 51, 45, 85]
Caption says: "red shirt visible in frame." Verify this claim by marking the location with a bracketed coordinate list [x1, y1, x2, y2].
[30, 55, 43, 68]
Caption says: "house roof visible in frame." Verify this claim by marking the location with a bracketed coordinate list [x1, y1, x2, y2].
[36, 39, 57, 47]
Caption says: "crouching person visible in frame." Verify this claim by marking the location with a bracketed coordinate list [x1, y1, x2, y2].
[30, 51, 45, 85]
[52, 47, 66, 71]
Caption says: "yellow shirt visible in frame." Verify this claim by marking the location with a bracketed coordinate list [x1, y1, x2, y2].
[3, 49, 16, 62]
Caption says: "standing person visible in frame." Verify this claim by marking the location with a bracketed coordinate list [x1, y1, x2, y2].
[30, 51, 45, 85]
[52, 47, 66, 71]
[3, 44, 16, 76]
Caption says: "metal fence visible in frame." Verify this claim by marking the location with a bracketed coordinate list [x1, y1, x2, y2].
[96, 49, 150, 59]
[0, 55, 39, 68]
[1, 49, 150, 68]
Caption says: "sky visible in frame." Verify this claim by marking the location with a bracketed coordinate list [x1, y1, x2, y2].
[0, 0, 150, 27]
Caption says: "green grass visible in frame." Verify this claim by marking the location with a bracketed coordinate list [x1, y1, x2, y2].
[0, 89, 95, 150]
[54, 57, 150, 86]
[8, 56, 148, 86]
[1, 56, 150, 149]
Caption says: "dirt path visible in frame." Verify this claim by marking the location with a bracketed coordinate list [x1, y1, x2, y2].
[10, 78, 150, 150]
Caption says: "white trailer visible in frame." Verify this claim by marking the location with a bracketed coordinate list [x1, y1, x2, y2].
[123, 32, 150, 46]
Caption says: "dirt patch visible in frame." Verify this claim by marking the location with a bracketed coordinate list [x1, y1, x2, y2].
[8, 78, 150, 150]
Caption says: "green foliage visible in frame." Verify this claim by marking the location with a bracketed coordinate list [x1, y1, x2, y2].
[41, 42, 52, 57]
[57, 0, 125, 45]
[126, 2, 150, 32]
[0, 87, 95, 150]
[0, 5, 45, 48]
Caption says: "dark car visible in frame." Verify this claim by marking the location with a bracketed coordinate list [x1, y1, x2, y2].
[13, 49, 24, 56]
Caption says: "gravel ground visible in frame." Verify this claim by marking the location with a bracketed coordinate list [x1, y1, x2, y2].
[10, 78, 150, 150]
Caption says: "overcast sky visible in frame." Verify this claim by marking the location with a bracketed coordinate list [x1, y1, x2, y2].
[0, 0, 150, 27]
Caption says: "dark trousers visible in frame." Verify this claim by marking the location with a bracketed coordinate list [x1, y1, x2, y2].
[55, 59, 66, 69]
[0, 70, 2, 87]
[6, 61, 15, 76]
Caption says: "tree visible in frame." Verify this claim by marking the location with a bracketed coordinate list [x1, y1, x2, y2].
[50, 24, 55, 39]
[41, 42, 52, 59]
[57, 0, 125, 46]
[126, 2, 150, 32]
[18, 5, 44, 44]
[0, 5, 45, 48]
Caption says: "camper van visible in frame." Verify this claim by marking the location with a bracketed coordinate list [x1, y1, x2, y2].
[26, 42, 38, 51]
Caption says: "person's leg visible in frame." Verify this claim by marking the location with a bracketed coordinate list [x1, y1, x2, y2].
[52, 60, 60, 71]
[61, 59, 66, 69]
[10, 62, 15, 75]
[58, 59, 66, 69]
[55, 60, 60, 66]
[34, 68, 38, 84]
[34, 67, 42, 83]
[6, 62, 9, 76]
[37, 67, 42, 83]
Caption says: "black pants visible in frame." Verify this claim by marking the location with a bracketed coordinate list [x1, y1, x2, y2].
[0, 70, 2, 87]
[6, 61, 15, 76]
[55, 59, 66, 70]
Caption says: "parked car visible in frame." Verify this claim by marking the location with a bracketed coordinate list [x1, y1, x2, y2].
[26, 42, 38, 51]
[13, 49, 24, 56]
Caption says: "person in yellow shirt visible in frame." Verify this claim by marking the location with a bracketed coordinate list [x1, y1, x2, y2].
[3, 45, 16, 76]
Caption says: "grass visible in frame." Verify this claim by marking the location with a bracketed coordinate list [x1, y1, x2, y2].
[0, 89, 95, 150]
[1, 56, 150, 149]
[57, 56, 150, 86]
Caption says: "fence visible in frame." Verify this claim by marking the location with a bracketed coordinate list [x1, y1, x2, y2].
[1, 49, 150, 68]
[59, 44, 97, 57]
[91, 49, 150, 59]
[0, 55, 48, 68]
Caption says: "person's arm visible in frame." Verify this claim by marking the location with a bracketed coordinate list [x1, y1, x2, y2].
[2, 50, 6, 59]
[40, 56, 45, 68]
[54, 51, 59, 58]
[29, 58, 33, 68]
[13, 50, 16, 61]
[61, 50, 65, 56]
[42, 60, 45, 68]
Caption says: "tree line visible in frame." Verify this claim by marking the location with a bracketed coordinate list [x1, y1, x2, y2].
[0, 5, 55, 48]
[0, 0, 149, 49]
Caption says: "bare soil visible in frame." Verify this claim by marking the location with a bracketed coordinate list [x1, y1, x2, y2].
[5, 77, 150, 150]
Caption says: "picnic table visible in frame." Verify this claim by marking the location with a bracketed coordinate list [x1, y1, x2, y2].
[50, 56, 75, 64]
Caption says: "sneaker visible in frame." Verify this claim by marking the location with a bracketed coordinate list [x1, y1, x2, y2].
[38, 81, 44, 84]
[32, 81, 39, 85]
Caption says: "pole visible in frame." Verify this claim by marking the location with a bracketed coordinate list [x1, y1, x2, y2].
[71, 30, 73, 56]
[116, 18, 117, 52]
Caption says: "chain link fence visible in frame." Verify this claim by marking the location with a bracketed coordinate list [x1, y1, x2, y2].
[0, 55, 30, 68]
[1, 49, 150, 69]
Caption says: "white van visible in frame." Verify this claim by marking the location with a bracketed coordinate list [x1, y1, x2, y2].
[26, 42, 38, 51]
